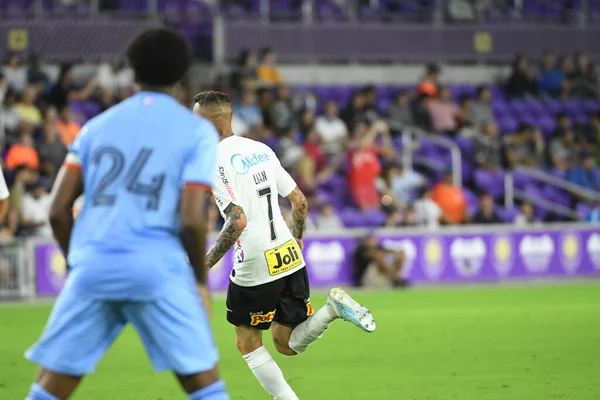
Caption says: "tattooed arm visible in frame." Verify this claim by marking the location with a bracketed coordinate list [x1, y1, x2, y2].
[205, 203, 248, 269]
[286, 187, 308, 241]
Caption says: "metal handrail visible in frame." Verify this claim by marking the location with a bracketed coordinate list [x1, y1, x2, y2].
[401, 126, 463, 187]
[505, 166, 600, 220]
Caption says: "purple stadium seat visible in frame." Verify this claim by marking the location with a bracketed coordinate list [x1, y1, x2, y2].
[361, 209, 387, 227]
[496, 206, 519, 222]
[576, 202, 593, 220]
[474, 168, 505, 199]
[339, 208, 364, 228]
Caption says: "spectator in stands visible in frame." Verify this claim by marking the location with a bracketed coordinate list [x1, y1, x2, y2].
[1, 88, 19, 142]
[538, 51, 565, 98]
[3, 53, 27, 92]
[235, 90, 263, 129]
[270, 86, 296, 131]
[514, 201, 539, 226]
[15, 86, 42, 127]
[506, 123, 545, 167]
[96, 60, 133, 100]
[353, 233, 407, 289]
[302, 128, 327, 171]
[314, 203, 344, 230]
[211, 74, 233, 99]
[387, 90, 414, 134]
[5, 131, 39, 171]
[257, 87, 274, 129]
[455, 94, 474, 130]
[471, 193, 502, 224]
[315, 100, 348, 154]
[37, 109, 68, 183]
[347, 121, 391, 211]
[549, 128, 577, 172]
[27, 54, 50, 93]
[567, 153, 600, 191]
[413, 186, 442, 229]
[230, 49, 259, 94]
[571, 52, 599, 99]
[552, 112, 571, 139]
[7, 165, 35, 236]
[417, 63, 440, 97]
[361, 85, 381, 121]
[473, 120, 504, 171]
[48, 64, 97, 110]
[275, 126, 316, 191]
[505, 55, 537, 98]
[412, 93, 434, 132]
[21, 180, 52, 237]
[341, 90, 367, 133]
[298, 108, 315, 135]
[257, 47, 284, 87]
[431, 171, 467, 224]
[56, 106, 81, 147]
[385, 163, 425, 207]
[586, 204, 600, 223]
[427, 86, 458, 134]
[469, 85, 494, 126]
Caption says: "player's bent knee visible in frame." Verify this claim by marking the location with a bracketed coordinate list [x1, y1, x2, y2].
[235, 327, 263, 355]
[176, 366, 220, 394]
[34, 368, 82, 400]
[272, 339, 297, 356]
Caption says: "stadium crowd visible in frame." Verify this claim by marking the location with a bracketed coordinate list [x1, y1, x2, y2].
[1, 48, 600, 240]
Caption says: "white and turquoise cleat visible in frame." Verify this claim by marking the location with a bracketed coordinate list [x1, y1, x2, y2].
[328, 287, 376, 333]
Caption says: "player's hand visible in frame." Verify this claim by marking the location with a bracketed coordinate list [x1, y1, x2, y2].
[197, 284, 212, 318]
[295, 238, 304, 250]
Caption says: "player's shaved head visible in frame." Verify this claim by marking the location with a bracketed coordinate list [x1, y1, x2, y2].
[193, 91, 233, 137]
[126, 27, 191, 88]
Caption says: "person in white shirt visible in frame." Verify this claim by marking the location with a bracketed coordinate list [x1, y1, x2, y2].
[0, 166, 10, 222]
[193, 91, 375, 400]
[314, 100, 348, 154]
[413, 187, 442, 229]
[3, 53, 27, 92]
[314, 203, 344, 230]
[96, 61, 133, 95]
[21, 181, 52, 237]
[514, 201, 540, 226]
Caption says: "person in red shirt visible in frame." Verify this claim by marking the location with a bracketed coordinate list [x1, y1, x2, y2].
[347, 121, 395, 210]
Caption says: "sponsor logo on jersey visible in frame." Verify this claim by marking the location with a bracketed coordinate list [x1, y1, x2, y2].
[250, 310, 276, 326]
[235, 240, 245, 263]
[306, 299, 315, 317]
[230, 153, 270, 175]
[265, 239, 304, 276]
[218, 166, 236, 200]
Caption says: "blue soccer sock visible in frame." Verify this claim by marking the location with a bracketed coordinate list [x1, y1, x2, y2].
[188, 380, 229, 400]
[26, 383, 60, 400]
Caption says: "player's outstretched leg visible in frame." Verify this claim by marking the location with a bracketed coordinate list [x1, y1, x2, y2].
[177, 368, 228, 400]
[286, 287, 376, 355]
[25, 369, 81, 400]
[236, 325, 299, 400]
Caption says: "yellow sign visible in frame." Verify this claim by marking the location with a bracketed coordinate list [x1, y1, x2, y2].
[265, 239, 303, 276]
[474, 32, 492, 53]
[8, 29, 28, 51]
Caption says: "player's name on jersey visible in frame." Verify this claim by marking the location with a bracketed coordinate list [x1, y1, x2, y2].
[253, 171, 268, 185]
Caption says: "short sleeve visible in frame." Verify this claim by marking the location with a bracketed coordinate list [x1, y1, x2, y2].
[65, 124, 90, 170]
[182, 121, 219, 189]
[212, 165, 239, 213]
[272, 151, 297, 197]
[0, 166, 9, 200]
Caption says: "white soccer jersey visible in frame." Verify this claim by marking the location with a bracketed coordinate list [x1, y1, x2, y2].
[0, 166, 9, 201]
[212, 135, 305, 287]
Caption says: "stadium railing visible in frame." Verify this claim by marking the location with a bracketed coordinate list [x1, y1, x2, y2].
[504, 166, 600, 220]
[401, 127, 463, 188]
[2, 222, 599, 302]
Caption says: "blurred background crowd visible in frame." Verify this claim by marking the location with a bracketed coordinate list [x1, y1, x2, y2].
[1, 45, 600, 241]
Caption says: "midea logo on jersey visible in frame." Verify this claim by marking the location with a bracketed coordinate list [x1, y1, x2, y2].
[230, 153, 270, 175]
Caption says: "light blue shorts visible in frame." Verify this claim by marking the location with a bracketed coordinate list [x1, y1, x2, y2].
[25, 282, 218, 376]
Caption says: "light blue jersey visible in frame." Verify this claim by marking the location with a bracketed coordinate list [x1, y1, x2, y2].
[26, 92, 221, 378]
[66, 92, 218, 300]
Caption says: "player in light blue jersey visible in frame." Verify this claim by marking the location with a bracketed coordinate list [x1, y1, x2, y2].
[24, 28, 229, 400]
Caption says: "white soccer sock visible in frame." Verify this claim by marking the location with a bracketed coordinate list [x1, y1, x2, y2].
[243, 346, 299, 400]
[288, 303, 338, 354]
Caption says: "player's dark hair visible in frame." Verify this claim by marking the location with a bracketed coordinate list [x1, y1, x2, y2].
[126, 27, 191, 87]
[193, 91, 232, 108]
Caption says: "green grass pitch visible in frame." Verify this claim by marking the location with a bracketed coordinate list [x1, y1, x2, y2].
[1, 282, 599, 399]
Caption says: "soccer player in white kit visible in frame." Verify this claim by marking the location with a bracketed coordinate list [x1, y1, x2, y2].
[193, 91, 376, 400]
